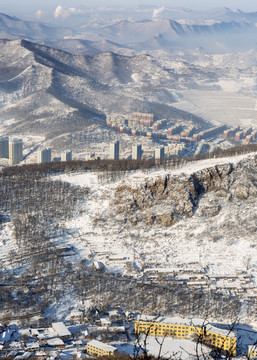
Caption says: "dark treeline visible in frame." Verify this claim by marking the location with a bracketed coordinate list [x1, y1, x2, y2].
[1, 143, 257, 179]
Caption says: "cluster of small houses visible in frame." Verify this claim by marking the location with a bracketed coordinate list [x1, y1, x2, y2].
[90, 256, 257, 302]
[1, 309, 257, 359]
[143, 262, 256, 298]
[0, 321, 83, 359]
[0, 309, 129, 359]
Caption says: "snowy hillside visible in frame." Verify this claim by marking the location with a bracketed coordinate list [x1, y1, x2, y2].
[53, 153, 257, 279]
[0, 39, 208, 155]
[0, 151, 256, 321]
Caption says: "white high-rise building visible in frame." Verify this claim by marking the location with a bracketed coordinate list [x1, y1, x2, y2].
[0, 137, 9, 159]
[110, 141, 119, 160]
[9, 139, 23, 165]
[132, 144, 142, 160]
[61, 150, 72, 162]
[37, 148, 51, 164]
[155, 147, 165, 160]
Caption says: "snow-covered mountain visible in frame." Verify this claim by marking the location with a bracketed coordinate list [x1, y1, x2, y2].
[148, 6, 257, 23]
[0, 39, 206, 153]
[38, 38, 136, 56]
[0, 12, 74, 40]
[91, 19, 254, 44]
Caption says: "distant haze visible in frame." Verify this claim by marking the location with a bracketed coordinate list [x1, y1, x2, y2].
[1, 1, 257, 18]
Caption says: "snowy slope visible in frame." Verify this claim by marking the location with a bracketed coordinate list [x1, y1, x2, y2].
[53, 152, 257, 282]
[0, 152, 256, 321]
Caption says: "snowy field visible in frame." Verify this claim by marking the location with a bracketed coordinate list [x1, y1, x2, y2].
[173, 90, 257, 127]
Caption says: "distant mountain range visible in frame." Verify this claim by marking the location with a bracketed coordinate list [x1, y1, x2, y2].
[0, 12, 74, 40]
[91, 18, 255, 44]
[0, 10, 256, 46]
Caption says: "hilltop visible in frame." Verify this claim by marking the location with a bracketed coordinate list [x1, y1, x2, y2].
[0, 151, 256, 322]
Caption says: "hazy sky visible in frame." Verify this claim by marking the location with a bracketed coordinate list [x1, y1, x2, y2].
[1, 0, 257, 22]
[1, 0, 257, 13]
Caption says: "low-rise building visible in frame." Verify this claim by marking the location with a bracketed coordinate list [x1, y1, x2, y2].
[51, 322, 71, 340]
[86, 340, 117, 357]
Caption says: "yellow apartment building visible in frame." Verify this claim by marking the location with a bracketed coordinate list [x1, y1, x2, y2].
[248, 345, 257, 359]
[87, 340, 117, 357]
[135, 316, 236, 356]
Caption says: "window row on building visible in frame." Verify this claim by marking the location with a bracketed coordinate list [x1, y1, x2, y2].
[86, 340, 117, 357]
[135, 317, 237, 356]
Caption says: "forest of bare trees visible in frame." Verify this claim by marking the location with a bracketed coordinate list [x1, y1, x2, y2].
[0, 143, 256, 324]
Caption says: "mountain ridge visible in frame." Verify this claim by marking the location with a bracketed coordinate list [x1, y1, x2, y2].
[95, 18, 255, 43]
[0, 12, 75, 40]
[0, 39, 207, 153]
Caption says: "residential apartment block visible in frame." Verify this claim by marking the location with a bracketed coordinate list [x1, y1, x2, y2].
[9, 139, 23, 165]
[110, 141, 119, 160]
[132, 144, 142, 160]
[0, 136, 9, 159]
[135, 316, 236, 356]
[155, 147, 165, 160]
[61, 150, 72, 162]
[37, 148, 51, 164]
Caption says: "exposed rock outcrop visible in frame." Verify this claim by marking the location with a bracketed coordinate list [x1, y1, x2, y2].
[114, 155, 257, 226]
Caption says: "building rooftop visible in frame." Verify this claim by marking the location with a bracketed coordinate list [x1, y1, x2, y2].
[51, 322, 71, 337]
[87, 339, 117, 352]
[47, 338, 64, 347]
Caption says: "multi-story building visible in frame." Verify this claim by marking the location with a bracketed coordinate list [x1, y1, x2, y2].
[9, 139, 22, 165]
[155, 147, 165, 160]
[61, 150, 72, 162]
[135, 316, 237, 356]
[110, 141, 119, 160]
[132, 113, 154, 128]
[87, 340, 117, 357]
[198, 125, 227, 140]
[248, 345, 257, 359]
[37, 148, 51, 164]
[223, 126, 240, 139]
[132, 144, 142, 160]
[243, 127, 252, 137]
[0, 136, 9, 158]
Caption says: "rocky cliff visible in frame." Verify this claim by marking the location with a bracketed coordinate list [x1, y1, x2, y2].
[114, 155, 257, 227]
